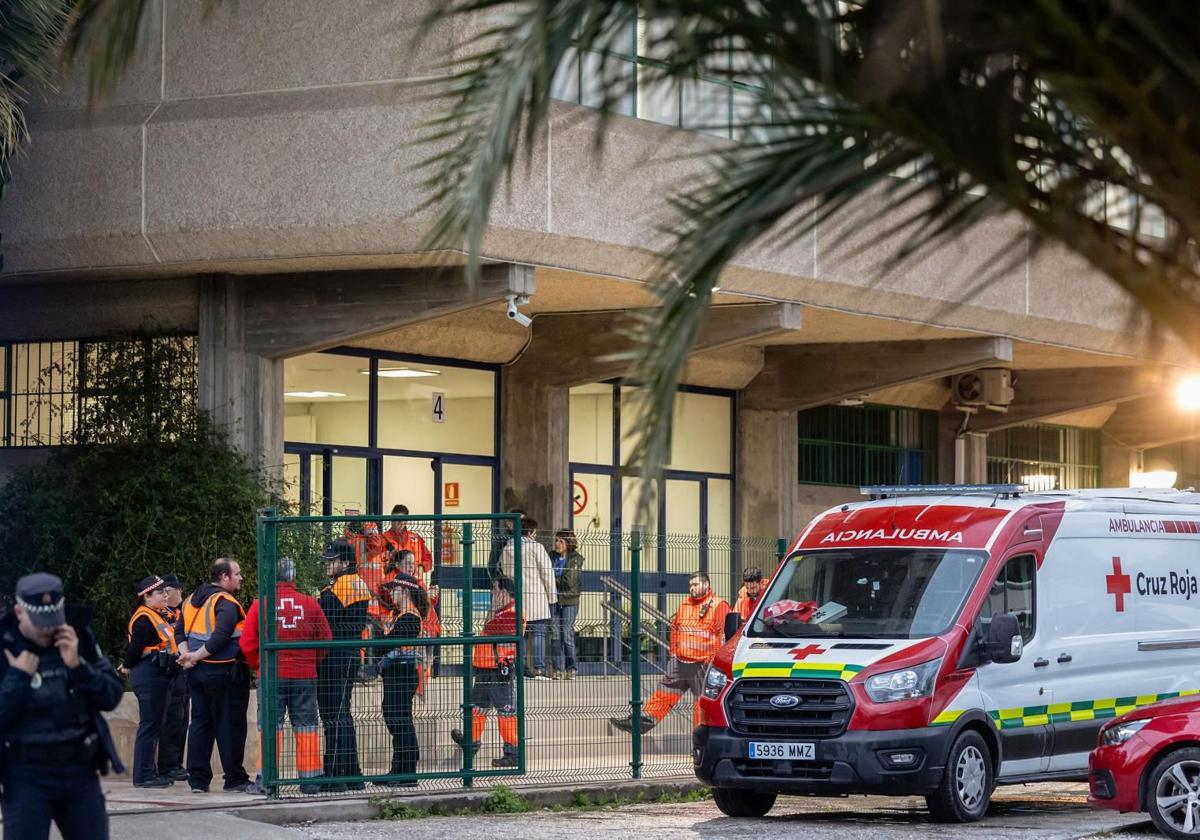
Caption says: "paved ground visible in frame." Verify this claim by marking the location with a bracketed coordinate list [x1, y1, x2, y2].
[293, 795, 1158, 840]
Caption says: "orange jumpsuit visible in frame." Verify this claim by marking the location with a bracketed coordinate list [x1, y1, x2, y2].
[643, 592, 730, 724]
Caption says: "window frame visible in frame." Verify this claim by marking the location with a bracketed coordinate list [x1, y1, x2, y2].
[981, 552, 1038, 645]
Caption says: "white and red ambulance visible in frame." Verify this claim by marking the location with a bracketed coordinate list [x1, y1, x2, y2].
[694, 485, 1200, 822]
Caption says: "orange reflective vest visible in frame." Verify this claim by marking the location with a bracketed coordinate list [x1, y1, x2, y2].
[183, 591, 246, 663]
[472, 603, 520, 670]
[734, 587, 761, 622]
[127, 605, 179, 658]
[669, 593, 730, 663]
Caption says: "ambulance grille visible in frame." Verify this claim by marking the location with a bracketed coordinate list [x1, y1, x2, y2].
[726, 678, 853, 738]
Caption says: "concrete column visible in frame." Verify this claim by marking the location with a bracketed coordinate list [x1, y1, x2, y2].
[737, 408, 798, 540]
[956, 432, 988, 484]
[1102, 439, 1137, 488]
[500, 371, 569, 531]
[198, 276, 284, 477]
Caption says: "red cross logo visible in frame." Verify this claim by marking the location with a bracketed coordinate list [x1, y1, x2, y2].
[1107, 556, 1132, 613]
[277, 597, 305, 629]
[789, 644, 827, 660]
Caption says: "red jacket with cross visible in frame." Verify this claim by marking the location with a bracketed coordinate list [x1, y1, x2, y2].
[240, 582, 333, 679]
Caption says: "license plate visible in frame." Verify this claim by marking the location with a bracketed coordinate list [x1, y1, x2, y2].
[748, 741, 815, 760]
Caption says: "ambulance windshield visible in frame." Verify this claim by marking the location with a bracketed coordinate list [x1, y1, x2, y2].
[749, 548, 987, 639]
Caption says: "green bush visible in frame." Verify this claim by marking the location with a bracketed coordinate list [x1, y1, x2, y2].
[0, 332, 276, 660]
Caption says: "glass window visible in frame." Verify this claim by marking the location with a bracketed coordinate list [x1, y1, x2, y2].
[984, 554, 1036, 643]
[620, 387, 732, 474]
[707, 478, 731, 538]
[283, 452, 302, 514]
[377, 363, 494, 456]
[329, 456, 368, 515]
[283, 353, 369, 447]
[569, 384, 614, 464]
[753, 548, 988, 639]
[13, 341, 78, 446]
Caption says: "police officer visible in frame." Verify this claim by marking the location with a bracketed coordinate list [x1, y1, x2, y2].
[119, 575, 179, 788]
[0, 573, 124, 840]
[176, 558, 254, 793]
[156, 572, 189, 781]
[317, 540, 371, 792]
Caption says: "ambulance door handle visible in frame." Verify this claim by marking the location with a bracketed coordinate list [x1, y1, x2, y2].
[1057, 654, 1072, 664]
[1033, 657, 1049, 668]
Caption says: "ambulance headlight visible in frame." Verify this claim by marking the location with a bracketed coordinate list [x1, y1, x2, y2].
[864, 658, 941, 703]
[703, 666, 728, 699]
[1101, 718, 1151, 746]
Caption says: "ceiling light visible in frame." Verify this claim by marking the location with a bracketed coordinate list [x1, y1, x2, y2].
[359, 367, 440, 378]
[1176, 374, 1200, 411]
[1131, 470, 1177, 489]
[284, 390, 346, 399]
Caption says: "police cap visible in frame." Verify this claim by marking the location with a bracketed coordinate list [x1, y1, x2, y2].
[321, 539, 356, 566]
[15, 573, 67, 628]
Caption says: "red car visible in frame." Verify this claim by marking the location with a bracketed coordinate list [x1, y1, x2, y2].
[1090, 694, 1200, 839]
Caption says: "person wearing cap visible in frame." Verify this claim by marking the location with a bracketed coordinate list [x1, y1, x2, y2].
[175, 558, 254, 794]
[156, 572, 189, 782]
[119, 576, 180, 788]
[240, 557, 332, 794]
[375, 573, 428, 785]
[0, 572, 125, 839]
[316, 539, 371, 791]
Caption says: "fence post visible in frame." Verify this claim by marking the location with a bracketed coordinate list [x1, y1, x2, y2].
[460, 522, 475, 788]
[513, 515, 526, 774]
[257, 508, 279, 798]
[629, 530, 643, 780]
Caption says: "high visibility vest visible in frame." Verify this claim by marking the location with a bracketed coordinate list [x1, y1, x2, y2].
[670, 594, 728, 662]
[472, 605, 519, 670]
[183, 591, 246, 663]
[127, 605, 179, 658]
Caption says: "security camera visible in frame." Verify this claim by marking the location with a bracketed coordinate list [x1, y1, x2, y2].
[505, 294, 532, 328]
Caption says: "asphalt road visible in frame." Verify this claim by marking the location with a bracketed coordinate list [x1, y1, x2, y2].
[290, 795, 1160, 840]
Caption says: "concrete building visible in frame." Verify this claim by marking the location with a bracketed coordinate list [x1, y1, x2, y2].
[3, 0, 1199, 560]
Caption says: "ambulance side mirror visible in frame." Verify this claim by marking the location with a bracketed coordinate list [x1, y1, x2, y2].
[985, 613, 1023, 664]
[724, 612, 743, 641]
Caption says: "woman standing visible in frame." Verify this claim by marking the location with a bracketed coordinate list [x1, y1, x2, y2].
[377, 574, 428, 785]
[550, 530, 584, 681]
[120, 576, 179, 788]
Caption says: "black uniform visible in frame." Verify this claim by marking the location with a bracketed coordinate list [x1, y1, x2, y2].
[379, 609, 421, 780]
[0, 595, 124, 840]
[317, 568, 371, 787]
[157, 603, 189, 778]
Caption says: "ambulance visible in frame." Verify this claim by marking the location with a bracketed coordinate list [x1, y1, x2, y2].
[693, 485, 1200, 822]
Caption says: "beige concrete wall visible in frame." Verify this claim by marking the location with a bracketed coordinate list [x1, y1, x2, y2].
[792, 484, 859, 541]
[0, 1, 1154, 362]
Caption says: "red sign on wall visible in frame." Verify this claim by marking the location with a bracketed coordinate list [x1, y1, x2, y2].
[444, 481, 460, 508]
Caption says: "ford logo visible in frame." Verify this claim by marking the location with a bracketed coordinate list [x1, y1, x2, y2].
[769, 694, 800, 709]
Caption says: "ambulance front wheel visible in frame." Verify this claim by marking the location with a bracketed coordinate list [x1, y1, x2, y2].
[712, 787, 777, 818]
[926, 730, 993, 823]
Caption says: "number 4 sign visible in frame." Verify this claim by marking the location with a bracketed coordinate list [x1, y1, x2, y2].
[432, 392, 446, 423]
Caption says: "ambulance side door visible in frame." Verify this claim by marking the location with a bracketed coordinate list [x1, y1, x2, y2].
[973, 553, 1052, 777]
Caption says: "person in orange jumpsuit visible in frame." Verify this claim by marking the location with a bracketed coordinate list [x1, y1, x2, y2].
[733, 566, 766, 622]
[611, 571, 730, 734]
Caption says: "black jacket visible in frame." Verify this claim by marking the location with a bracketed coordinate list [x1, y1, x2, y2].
[0, 607, 126, 774]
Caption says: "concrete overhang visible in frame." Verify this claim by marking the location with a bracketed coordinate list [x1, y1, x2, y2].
[1103, 397, 1200, 450]
[743, 336, 1014, 411]
[967, 367, 1165, 434]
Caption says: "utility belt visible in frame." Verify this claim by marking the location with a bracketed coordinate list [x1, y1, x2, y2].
[4, 732, 99, 765]
[143, 649, 181, 673]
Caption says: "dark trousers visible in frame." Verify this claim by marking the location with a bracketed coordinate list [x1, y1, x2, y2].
[186, 662, 250, 790]
[129, 660, 172, 784]
[1, 760, 108, 840]
[381, 660, 419, 775]
[158, 669, 189, 773]
[317, 654, 361, 778]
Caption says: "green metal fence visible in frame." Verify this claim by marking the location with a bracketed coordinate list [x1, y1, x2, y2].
[255, 510, 785, 797]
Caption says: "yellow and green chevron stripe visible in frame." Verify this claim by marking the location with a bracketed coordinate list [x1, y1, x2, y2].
[929, 689, 1200, 729]
[732, 661, 865, 681]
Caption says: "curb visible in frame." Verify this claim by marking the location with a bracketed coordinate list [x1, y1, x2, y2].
[237, 778, 707, 826]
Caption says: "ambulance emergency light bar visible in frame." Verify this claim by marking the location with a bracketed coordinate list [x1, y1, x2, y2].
[860, 484, 1027, 500]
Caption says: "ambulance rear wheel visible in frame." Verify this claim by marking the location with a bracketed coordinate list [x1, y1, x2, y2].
[926, 731, 993, 823]
[712, 787, 777, 818]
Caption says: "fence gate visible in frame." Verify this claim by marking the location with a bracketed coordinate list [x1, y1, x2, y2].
[255, 508, 785, 797]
